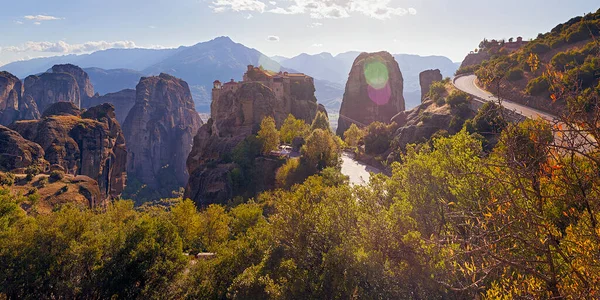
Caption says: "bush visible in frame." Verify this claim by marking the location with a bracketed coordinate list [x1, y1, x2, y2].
[49, 170, 65, 182]
[275, 158, 304, 189]
[428, 81, 446, 99]
[566, 24, 590, 44]
[25, 165, 42, 176]
[526, 76, 550, 95]
[446, 90, 471, 107]
[0, 172, 15, 186]
[529, 42, 550, 54]
[363, 122, 395, 155]
[37, 176, 49, 188]
[506, 67, 524, 81]
[257, 116, 280, 155]
[343, 124, 364, 148]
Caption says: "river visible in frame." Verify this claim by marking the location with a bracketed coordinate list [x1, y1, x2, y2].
[340, 152, 383, 186]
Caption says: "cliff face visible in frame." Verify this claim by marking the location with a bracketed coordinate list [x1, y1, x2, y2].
[459, 52, 490, 69]
[186, 79, 308, 206]
[122, 73, 202, 197]
[24, 72, 81, 114]
[84, 89, 136, 125]
[211, 82, 277, 138]
[0, 125, 46, 171]
[419, 69, 442, 101]
[51, 64, 95, 105]
[0, 72, 22, 125]
[336, 51, 405, 135]
[10, 102, 127, 199]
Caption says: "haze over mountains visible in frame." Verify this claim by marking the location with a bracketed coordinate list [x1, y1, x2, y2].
[1, 36, 459, 113]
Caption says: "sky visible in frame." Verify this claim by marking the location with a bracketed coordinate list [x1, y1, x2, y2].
[0, 0, 598, 66]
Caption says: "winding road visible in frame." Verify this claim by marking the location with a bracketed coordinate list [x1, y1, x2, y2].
[453, 75, 556, 121]
[341, 152, 382, 186]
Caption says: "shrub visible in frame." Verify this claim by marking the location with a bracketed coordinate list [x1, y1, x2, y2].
[310, 111, 330, 132]
[343, 124, 364, 148]
[275, 158, 303, 189]
[446, 90, 471, 107]
[37, 176, 49, 188]
[551, 50, 585, 70]
[363, 122, 395, 155]
[526, 76, 550, 95]
[428, 81, 446, 99]
[49, 170, 65, 182]
[25, 165, 42, 176]
[566, 24, 590, 44]
[506, 67, 524, 81]
[550, 37, 566, 49]
[529, 42, 550, 54]
[0, 172, 15, 186]
[434, 95, 446, 106]
[280, 114, 309, 144]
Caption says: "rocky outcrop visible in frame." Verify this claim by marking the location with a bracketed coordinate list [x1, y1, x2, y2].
[211, 82, 277, 138]
[419, 69, 442, 101]
[389, 99, 475, 153]
[0, 125, 46, 171]
[51, 64, 95, 105]
[84, 89, 136, 124]
[10, 102, 127, 199]
[24, 72, 81, 114]
[0, 72, 23, 125]
[41, 101, 82, 118]
[336, 51, 405, 136]
[459, 52, 490, 70]
[122, 73, 202, 197]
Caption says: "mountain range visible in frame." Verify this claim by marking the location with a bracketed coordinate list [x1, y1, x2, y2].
[1, 37, 460, 113]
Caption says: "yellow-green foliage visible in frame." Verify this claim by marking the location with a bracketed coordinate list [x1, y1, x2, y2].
[343, 123, 364, 148]
[257, 116, 280, 155]
[279, 114, 309, 144]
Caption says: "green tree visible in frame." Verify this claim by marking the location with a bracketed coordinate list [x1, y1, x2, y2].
[343, 123, 364, 148]
[301, 129, 340, 171]
[310, 111, 330, 132]
[257, 116, 280, 155]
[280, 114, 309, 144]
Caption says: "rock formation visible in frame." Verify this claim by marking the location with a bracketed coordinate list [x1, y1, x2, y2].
[419, 69, 442, 101]
[10, 102, 127, 199]
[84, 89, 136, 124]
[0, 125, 47, 171]
[122, 73, 202, 198]
[51, 64, 95, 105]
[336, 51, 405, 136]
[459, 52, 491, 70]
[23, 72, 81, 114]
[0, 72, 22, 125]
[185, 66, 321, 206]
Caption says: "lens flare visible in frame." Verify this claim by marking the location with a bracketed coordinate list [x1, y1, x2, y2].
[363, 58, 390, 105]
[367, 82, 391, 105]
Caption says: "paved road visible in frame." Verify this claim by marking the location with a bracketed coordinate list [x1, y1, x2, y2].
[453, 75, 556, 121]
[340, 152, 382, 186]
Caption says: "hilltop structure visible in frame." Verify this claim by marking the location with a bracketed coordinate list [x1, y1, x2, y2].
[212, 65, 317, 125]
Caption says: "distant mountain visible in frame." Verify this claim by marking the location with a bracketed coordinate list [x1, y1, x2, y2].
[270, 55, 289, 63]
[84, 68, 145, 95]
[278, 51, 460, 110]
[1, 37, 459, 113]
[1, 48, 177, 79]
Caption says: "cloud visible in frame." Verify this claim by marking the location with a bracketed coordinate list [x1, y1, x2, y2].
[211, 0, 266, 12]
[312, 43, 323, 47]
[246, 13, 254, 19]
[24, 15, 63, 21]
[2, 40, 137, 54]
[266, 35, 280, 42]
[33, 22, 41, 25]
[264, 0, 415, 19]
[307, 22, 323, 28]
[14, 21, 24, 25]
[148, 25, 157, 29]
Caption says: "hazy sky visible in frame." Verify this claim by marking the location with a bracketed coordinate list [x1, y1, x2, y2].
[0, 0, 598, 66]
